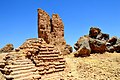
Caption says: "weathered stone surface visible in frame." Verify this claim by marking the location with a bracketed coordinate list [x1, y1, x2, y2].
[0, 52, 41, 80]
[38, 8, 51, 43]
[96, 33, 109, 41]
[0, 44, 14, 53]
[18, 38, 66, 76]
[38, 8, 72, 55]
[74, 36, 91, 57]
[107, 36, 117, 46]
[89, 38, 106, 53]
[74, 35, 89, 51]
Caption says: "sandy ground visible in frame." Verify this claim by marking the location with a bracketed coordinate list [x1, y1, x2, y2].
[0, 52, 120, 80]
[61, 52, 120, 80]
[44, 52, 120, 80]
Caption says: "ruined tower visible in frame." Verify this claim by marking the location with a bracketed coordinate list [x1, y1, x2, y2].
[38, 8, 72, 55]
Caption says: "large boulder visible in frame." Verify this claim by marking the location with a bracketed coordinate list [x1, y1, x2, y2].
[0, 44, 14, 53]
[89, 38, 106, 53]
[74, 36, 91, 57]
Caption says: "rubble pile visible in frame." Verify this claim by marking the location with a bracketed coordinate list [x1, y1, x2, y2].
[74, 27, 120, 57]
[0, 44, 14, 53]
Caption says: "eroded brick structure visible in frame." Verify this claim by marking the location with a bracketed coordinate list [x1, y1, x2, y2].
[0, 38, 66, 80]
[38, 9, 71, 55]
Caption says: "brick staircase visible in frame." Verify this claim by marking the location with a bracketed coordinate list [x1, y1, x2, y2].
[0, 38, 66, 80]
[19, 38, 66, 79]
[32, 45, 65, 76]
[1, 52, 41, 80]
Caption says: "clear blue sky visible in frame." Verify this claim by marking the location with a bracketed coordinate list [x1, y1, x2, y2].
[0, 0, 120, 48]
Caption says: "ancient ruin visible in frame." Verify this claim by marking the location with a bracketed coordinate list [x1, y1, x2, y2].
[0, 9, 67, 80]
[0, 8, 120, 80]
[38, 8, 72, 55]
[0, 38, 66, 80]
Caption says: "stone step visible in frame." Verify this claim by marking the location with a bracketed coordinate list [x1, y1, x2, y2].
[10, 65, 35, 71]
[0, 62, 5, 68]
[39, 48, 48, 51]
[59, 59, 66, 62]
[25, 46, 39, 49]
[55, 68, 64, 72]
[46, 69, 55, 74]
[48, 48, 54, 51]
[39, 70, 45, 75]
[14, 59, 32, 62]
[32, 43, 41, 46]
[36, 62, 53, 66]
[55, 65, 65, 69]
[9, 61, 33, 65]
[48, 65, 55, 68]
[36, 63, 44, 67]
[25, 48, 39, 52]
[47, 46, 54, 48]
[39, 51, 59, 55]
[40, 45, 54, 48]
[39, 48, 54, 52]
[33, 59, 43, 64]
[10, 68, 37, 75]
[5, 72, 39, 79]
[54, 62, 65, 66]
[38, 58, 64, 62]
[14, 74, 41, 80]
[37, 57, 63, 60]
[5, 64, 35, 69]
[37, 67, 45, 72]
[37, 54, 58, 57]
